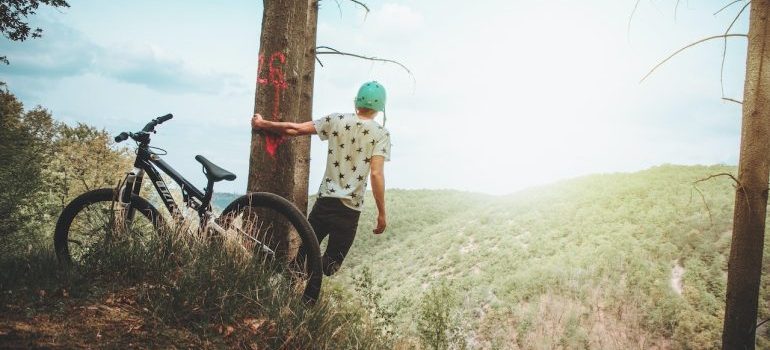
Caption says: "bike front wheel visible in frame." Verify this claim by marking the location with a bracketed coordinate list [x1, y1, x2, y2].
[54, 188, 161, 266]
[219, 192, 323, 303]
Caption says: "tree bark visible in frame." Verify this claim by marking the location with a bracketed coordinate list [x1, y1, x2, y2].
[294, 0, 319, 214]
[247, 0, 316, 253]
[722, 2, 770, 349]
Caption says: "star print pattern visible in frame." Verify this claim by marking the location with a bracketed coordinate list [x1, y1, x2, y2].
[312, 112, 392, 211]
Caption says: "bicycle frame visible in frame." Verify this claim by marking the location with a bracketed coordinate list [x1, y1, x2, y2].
[119, 145, 210, 222]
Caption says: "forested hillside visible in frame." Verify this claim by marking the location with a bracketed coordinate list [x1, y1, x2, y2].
[336, 165, 768, 349]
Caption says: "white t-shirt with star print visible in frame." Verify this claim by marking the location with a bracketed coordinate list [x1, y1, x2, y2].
[313, 113, 391, 211]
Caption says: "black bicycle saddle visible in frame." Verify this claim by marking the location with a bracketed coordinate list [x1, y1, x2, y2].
[195, 155, 236, 182]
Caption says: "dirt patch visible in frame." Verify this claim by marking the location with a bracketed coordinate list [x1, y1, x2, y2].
[0, 288, 203, 349]
[671, 261, 685, 296]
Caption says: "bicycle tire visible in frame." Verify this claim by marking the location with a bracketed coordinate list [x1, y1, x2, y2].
[219, 192, 323, 304]
[54, 188, 160, 266]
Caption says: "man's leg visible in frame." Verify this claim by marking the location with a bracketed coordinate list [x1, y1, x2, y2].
[307, 200, 331, 245]
[322, 200, 360, 276]
[295, 199, 331, 268]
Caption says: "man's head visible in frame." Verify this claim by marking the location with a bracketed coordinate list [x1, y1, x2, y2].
[354, 81, 386, 112]
[355, 107, 377, 118]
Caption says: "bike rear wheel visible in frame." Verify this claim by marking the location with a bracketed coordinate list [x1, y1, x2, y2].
[219, 192, 323, 303]
[54, 188, 160, 266]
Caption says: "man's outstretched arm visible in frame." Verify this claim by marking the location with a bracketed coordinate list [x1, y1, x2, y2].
[251, 113, 316, 136]
[370, 156, 386, 234]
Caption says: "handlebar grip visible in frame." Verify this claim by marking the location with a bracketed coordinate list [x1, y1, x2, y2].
[157, 113, 173, 123]
[114, 132, 129, 143]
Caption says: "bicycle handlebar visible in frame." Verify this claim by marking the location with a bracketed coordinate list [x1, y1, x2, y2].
[114, 113, 174, 143]
[114, 132, 130, 143]
[142, 113, 174, 132]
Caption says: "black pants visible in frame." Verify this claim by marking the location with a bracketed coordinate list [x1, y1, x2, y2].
[307, 198, 360, 276]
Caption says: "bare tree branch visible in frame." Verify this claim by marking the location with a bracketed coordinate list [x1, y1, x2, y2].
[332, 0, 344, 18]
[723, 97, 743, 104]
[347, 0, 370, 14]
[315, 46, 415, 82]
[674, 0, 681, 21]
[757, 318, 770, 330]
[627, 0, 642, 39]
[640, 34, 748, 83]
[322, 0, 369, 19]
[691, 172, 744, 226]
[695, 172, 740, 186]
[691, 185, 714, 225]
[714, 0, 745, 16]
[694, 172, 751, 213]
[720, 1, 751, 98]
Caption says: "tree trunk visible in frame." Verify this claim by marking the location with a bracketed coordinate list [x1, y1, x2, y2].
[722, 2, 770, 349]
[247, 0, 316, 254]
[294, 0, 319, 214]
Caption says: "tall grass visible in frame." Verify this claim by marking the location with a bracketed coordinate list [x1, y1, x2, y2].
[0, 221, 396, 349]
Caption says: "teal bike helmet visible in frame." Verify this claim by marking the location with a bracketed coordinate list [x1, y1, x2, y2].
[355, 81, 386, 112]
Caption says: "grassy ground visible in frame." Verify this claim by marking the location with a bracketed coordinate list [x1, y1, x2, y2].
[0, 227, 395, 349]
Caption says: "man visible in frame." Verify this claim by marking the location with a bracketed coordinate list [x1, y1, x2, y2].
[251, 81, 391, 276]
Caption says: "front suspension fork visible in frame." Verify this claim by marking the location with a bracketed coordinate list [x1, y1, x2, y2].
[118, 167, 145, 225]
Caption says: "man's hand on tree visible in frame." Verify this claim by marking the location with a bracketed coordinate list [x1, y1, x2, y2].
[251, 113, 264, 130]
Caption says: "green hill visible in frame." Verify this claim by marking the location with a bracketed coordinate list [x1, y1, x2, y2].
[331, 164, 770, 349]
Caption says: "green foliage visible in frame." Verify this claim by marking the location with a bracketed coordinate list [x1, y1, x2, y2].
[0, 0, 70, 64]
[46, 122, 133, 207]
[417, 280, 466, 350]
[336, 164, 750, 348]
[418, 281, 454, 350]
[0, 84, 52, 237]
[0, 84, 132, 250]
[353, 266, 398, 339]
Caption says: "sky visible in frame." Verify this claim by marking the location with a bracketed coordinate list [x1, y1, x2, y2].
[0, 0, 751, 195]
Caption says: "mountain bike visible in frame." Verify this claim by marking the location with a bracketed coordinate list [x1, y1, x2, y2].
[53, 114, 323, 302]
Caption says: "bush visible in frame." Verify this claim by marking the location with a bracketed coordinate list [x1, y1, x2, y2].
[417, 280, 466, 350]
[0, 83, 52, 239]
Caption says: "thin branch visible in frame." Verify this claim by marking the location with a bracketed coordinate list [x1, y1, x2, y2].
[674, 0, 681, 21]
[640, 34, 748, 83]
[627, 0, 642, 39]
[323, 0, 368, 20]
[722, 97, 743, 104]
[332, 0, 343, 18]
[720, 1, 751, 98]
[694, 172, 751, 212]
[315, 46, 415, 82]
[315, 56, 324, 67]
[714, 0, 744, 16]
[691, 185, 714, 225]
[347, 0, 370, 14]
[694, 172, 740, 186]
[757, 318, 770, 330]
[691, 172, 743, 226]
